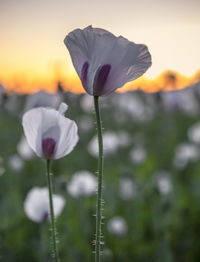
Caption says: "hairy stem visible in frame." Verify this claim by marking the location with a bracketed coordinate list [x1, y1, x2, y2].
[46, 159, 60, 262]
[94, 96, 104, 262]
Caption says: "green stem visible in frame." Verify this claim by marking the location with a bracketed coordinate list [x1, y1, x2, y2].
[46, 159, 60, 262]
[40, 222, 47, 262]
[94, 96, 104, 262]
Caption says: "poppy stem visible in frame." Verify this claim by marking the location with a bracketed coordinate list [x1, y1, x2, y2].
[46, 159, 60, 262]
[94, 96, 104, 262]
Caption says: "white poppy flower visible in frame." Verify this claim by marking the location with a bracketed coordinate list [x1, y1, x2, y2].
[107, 216, 127, 236]
[129, 145, 147, 164]
[24, 187, 65, 223]
[64, 25, 151, 96]
[162, 88, 199, 116]
[8, 154, 24, 172]
[174, 142, 199, 169]
[155, 171, 172, 195]
[88, 131, 119, 157]
[22, 103, 79, 160]
[67, 170, 97, 198]
[119, 177, 138, 200]
[188, 122, 200, 144]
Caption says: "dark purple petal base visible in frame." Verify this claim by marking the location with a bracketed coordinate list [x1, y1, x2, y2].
[81, 61, 89, 89]
[42, 137, 56, 159]
[93, 64, 111, 96]
[42, 211, 49, 222]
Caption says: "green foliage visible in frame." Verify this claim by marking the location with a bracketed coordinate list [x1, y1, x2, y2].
[1, 89, 200, 262]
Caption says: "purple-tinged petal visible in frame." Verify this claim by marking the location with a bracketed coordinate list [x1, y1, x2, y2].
[22, 103, 78, 160]
[58, 103, 68, 115]
[93, 64, 111, 96]
[64, 27, 116, 87]
[22, 108, 43, 157]
[85, 25, 112, 36]
[98, 42, 152, 96]
[81, 61, 89, 89]
[54, 117, 79, 160]
[42, 138, 56, 159]
[64, 26, 152, 96]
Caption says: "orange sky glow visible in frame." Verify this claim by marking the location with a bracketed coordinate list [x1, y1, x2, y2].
[2, 67, 200, 95]
[0, 0, 199, 94]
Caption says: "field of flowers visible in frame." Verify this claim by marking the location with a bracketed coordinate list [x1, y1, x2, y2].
[1, 82, 200, 261]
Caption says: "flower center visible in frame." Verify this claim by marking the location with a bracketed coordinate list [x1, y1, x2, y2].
[42, 138, 56, 159]
[93, 64, 111, 95]
[81, 61, 89, 89]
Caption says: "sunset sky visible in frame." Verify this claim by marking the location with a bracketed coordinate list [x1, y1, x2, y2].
[1, 0, 200, 93]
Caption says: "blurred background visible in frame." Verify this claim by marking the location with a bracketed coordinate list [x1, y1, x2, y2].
[1, 0, 200, 261]
[1, 85, 200, 261]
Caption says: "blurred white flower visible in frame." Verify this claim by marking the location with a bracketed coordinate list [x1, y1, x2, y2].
[117, 131, 131, 148]
[88, 131, 119, 157]
[107, 217, 127, 236]
[114, 93, 153, 122]
[188, 122, 200, 144]
[24, 187, 65, 223]
[119, 177, 138, 200]
[155, 171, 172, 195]
[174, 142, 199, 169]
[129, 145, 146, 164]
[161, 91, 180, 110]
[116, 93, 143, 116]
[22, 103, 79, 160]
[80, 95, 94, 113]
[88, 130, 131, 158]
[162, 88, 199, 116]
[8, 154, 24, 172]
[17, 135, 35, 160]
[25, 91, 62, 111]
[77, 115, 93, 133]
[67, 170, 97, 198]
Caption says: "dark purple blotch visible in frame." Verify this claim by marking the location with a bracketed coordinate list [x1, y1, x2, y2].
[42, 211, 49, 222]
[93, 64, 111, 96]
[81, 61, 89, 89]
[42, 137, 56, 159]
